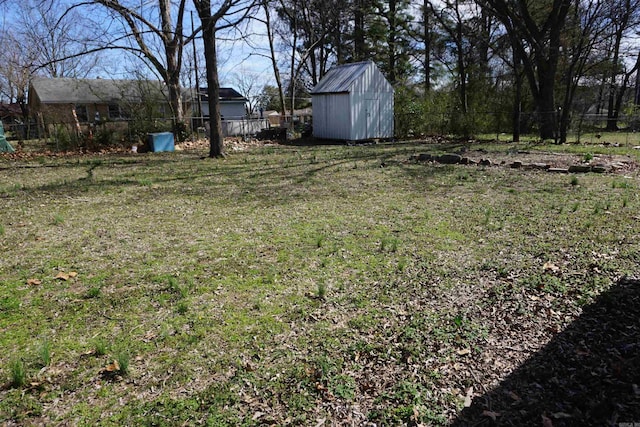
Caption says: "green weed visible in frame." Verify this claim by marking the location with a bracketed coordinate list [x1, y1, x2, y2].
[115, 351, 130, 376]
[176, 301, 189, 314]
[0, 295, 20, 312]
[85, 287, 101, 299]
[52, 213, 65, 225]
[317, 281, 327, 300]
[166, 276, 187, 299]
[9, 358, 26, 387]
[38, 338, 52, 367]
[93, 339, 108, 356]
[380, 236, 400, 252]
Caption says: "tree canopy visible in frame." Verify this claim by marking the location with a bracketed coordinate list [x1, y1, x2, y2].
[1, 0, 640, 143]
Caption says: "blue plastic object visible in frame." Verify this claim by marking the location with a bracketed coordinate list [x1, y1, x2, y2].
[147, 132, 175, 152]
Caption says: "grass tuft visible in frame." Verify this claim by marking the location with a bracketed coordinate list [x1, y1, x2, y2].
[52, 213, 65, 225]
[85, 286, 101, 299]
[115, 351, 130, 376]
[317, 281, 327, 300]
[380, 236, 400, 252]
[38, 338, 51, 367]
[93, 339, 108, 357]
[9, 358, 26, 388]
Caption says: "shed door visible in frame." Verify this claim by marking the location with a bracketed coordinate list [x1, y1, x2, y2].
[366, 97, 380, 139]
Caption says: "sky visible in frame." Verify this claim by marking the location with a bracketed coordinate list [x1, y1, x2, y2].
[0, 0, 277, 97]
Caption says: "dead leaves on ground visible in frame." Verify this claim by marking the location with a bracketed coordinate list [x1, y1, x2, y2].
[26, 271, 78, 285]
[55, 271, 78, 281]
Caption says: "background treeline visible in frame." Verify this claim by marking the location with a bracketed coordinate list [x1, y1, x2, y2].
[1, 0, 640, 143]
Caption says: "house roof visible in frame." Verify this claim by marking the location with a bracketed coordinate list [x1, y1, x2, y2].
[30, 77, 166, 104]
[311, 61, 375, 94]
[198, 87, 247, 102]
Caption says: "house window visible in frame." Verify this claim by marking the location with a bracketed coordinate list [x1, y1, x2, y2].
[108, 104, 121, 119]
[108, 104, 130, 120]
[75, 105, 88, 122]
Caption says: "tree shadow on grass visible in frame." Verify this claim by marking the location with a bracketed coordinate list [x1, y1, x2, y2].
[452, 276, 640, 426]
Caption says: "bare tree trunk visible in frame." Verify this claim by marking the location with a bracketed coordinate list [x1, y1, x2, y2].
[192, 0, 252, 157]
[200, 25, 224, 157]
[160, 0, 184, 128]
[289, 20, 297, 119]
[635, 51, 640, 106]
[262, 0, 286, 115]
[353, 0, 366, 61]
[423, 0, 431, 93]
[512, 45, 522, 142]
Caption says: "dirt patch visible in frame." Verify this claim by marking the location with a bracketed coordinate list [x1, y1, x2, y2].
[414, 148, 639, 174]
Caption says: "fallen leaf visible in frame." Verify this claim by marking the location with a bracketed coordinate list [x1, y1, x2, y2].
[507, 390, 521, 401]
[27, 278, 42, 286]
[551, 412, 572, 419]
[55, 272, 69, 281]
[543, 262, 560, 273]
[68, 271, 78, 278]
[104, 360, 120, 372]
[464, 386, 473, 407]
[457, 348, 471, 356]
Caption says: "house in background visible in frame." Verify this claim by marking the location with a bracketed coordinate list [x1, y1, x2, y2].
[195, 87, 269, 137]
[196, 87, 248, 120]
[311, 60, 394, 141]
[28, 77, 171, 128]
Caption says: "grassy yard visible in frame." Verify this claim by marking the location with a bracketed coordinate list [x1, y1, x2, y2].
[1, 140, 639, 425]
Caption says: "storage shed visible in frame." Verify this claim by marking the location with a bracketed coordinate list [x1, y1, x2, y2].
[311, 61, 394, 141]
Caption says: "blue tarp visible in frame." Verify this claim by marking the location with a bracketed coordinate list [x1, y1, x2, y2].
[147, 132, 174, 152]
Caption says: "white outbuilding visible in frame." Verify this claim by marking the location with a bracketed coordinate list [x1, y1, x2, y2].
[311, 61, 394, 141]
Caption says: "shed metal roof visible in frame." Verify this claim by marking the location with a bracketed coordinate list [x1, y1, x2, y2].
[311, 61, 374, 94]
[30, 77, 166, 104]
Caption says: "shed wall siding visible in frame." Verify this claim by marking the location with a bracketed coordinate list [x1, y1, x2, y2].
[312, 61, 394, 141]
[312, 94, 352, 140]
[348, 92, 392, 140]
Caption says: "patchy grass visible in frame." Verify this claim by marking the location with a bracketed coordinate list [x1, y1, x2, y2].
[1, 140, 639, 424]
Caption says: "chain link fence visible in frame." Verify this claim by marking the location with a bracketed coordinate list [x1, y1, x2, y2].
[395, 109, 640, 146]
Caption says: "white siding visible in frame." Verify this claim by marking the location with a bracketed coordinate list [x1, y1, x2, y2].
[312, 61, 394, 141]
[312, 93, 352, 140]
[201, 101, 247, 119]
